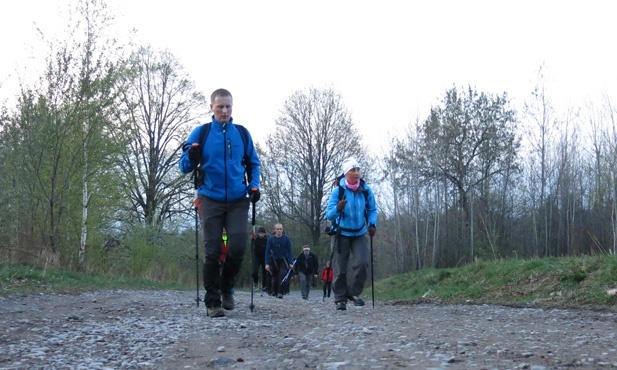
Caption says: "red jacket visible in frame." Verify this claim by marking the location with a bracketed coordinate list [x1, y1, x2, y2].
[320, 266, 333, 283]
[220, 236, 228, 262]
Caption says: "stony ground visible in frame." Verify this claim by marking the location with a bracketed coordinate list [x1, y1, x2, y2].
[1, 289, 616, 369]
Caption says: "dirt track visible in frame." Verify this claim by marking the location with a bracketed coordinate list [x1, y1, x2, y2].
[1, 289, 616, 369]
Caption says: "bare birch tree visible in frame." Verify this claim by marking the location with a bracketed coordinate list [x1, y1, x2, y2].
[72, 0, 123, 269]
[523, 65, 559, 257]
[260, 87, 367, 246]
[114, 46, 207, 228]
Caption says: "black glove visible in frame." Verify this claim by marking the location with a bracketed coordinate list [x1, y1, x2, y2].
[368, 225, 376, 237]
[188, 144, 201, 161]
[250, 188, 261, 203]
[336, 199, 347, 212]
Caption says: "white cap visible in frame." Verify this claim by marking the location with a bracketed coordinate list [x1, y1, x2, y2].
[341, 157, 360, 175]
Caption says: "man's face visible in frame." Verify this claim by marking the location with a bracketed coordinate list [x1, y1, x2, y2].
[303, 249, 309, 255]
[211, 95, 233, 123]
[274, 225, 283, 237]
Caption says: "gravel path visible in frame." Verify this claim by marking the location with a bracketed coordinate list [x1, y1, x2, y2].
[1, 289, 616, 369]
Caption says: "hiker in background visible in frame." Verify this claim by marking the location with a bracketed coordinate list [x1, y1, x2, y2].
[325, 157, 378, 311]
[252, 226, 270, 295]
[320, 261, 334, 299]
[179, 88, 261, 318]
[265, 223, 294, 298]
[296, 246, 319, 299]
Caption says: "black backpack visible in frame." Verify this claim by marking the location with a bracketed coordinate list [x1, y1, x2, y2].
[192, 122, 251, 189]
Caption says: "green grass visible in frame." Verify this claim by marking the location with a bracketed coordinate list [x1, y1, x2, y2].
[3, 256, 617, 311]
[374, 255, 617, 310]
[0, 262, 191, 295]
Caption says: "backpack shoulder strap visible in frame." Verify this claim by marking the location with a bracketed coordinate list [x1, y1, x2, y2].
[198, 123, 212, 163]
[235, 124, 252, 184]
[360, 178, 369, 203]
[191, 123, 211, 189]
[200, 122, 211, 144]
[235, 124, 249, 152]
[336, 174, 345, 201]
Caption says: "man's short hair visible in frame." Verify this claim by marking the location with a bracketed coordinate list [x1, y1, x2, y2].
[211, 88, 232, 103]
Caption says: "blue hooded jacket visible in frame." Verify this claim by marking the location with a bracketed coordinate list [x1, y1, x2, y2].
[179, 117, 260, 202]
[325, 177, 378, 237]
[265, 234, 293, 264]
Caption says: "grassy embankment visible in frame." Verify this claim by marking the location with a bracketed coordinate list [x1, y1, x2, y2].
[376, 255, 617, 310]
[2, 256, 617, 310]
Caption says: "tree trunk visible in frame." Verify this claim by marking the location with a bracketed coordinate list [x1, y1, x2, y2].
[79, 121, 89, 270]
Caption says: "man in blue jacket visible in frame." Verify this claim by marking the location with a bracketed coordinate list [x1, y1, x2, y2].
[179, 88, 260, 318]
[326, 157, 377, 311]
[265, 223, 294, 299]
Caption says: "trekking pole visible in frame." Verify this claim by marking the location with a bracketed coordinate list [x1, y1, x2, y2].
[194, 196, 200, 307]
[328, 209, 344, 283]
[191, 152, 202, 308]
[249, 188, 257, 312]
[370, 234, 375, 308]
[281, 257, 298, 285]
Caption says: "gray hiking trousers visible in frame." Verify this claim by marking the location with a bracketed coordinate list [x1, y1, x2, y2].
[299, 271, 313, 298]
[331, 233, 370, 303]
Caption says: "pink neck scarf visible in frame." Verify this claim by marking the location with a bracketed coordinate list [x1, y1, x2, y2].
[345, 179, 360, 192]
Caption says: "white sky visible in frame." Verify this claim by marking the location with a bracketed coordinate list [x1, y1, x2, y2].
[1, 0, 616, 154]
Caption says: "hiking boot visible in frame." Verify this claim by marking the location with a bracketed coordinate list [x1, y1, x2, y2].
[336, 301, 347, 310]
[253, 283, 259, 291]
[207, 306, 225, 318]
[221, 293, 235, 310]
[348, 295, 365, 306]
[277, 293, 284, 299]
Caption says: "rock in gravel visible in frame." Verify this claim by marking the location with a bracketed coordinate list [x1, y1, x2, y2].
[0, 290, 616, 369]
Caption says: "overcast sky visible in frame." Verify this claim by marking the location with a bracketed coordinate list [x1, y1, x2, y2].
[1, 0, 616, 153]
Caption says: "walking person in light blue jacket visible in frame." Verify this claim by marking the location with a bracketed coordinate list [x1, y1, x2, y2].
[326, 157, 377, 311]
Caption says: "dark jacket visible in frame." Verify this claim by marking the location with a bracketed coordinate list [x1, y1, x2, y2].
[265, 234, 292, 264]
[296, 252, 319, 275]
[254, 234, 268, 259]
